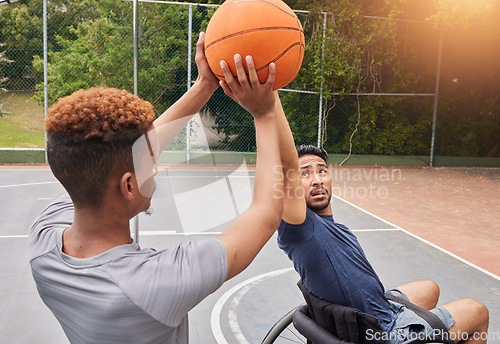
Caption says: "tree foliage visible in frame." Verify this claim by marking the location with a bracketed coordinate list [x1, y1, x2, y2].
[30, 1, 216, 113]
[0, 0, 498, 156]
[287, 0, 499, 156]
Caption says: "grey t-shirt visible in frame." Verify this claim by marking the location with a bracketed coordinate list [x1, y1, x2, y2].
[29, 195, 228, 344]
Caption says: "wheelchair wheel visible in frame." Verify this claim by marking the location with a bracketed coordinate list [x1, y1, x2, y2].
[261, 306, 307, 344]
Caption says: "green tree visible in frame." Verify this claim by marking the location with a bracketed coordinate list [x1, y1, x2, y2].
[33, 1, 216, 111]
[0, 43, 13, 91]
[0, 1, 43, 89]
[0, 0, 101, 90]
[0, 42, 14, 116]
[17, 0, 499, 156]
[289, 0, 422, 155]
[429, 0, 500, 157]
[288, 0, 499, 157]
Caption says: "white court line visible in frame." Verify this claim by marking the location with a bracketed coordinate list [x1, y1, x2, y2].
[155, 175, 253, 179]
[0, 174, 251, 188]
[0, 229, 400, 240]
[351, 228, 399, 232]
[138, 231, 176, 235]
[139, 231, 223, 236]
[333, 195, 500, 281]
[0, 181, 58, 188]
[140, 229, 397, 234]
[0, 232, 226, 239]
[227, 283, 253, 344]
[211, 267, 295, 344]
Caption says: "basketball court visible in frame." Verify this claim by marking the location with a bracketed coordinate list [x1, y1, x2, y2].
[0, 164, 498, 343]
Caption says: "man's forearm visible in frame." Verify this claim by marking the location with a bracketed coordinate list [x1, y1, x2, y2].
[215, 108, 283, 281]
[253, 111, 283, 211]
[152, 80, 218, 154]
[274, 93, 307, 225]
[154, 81, 216, 128]
[154, 31, 219, 128]
[275, 94, 300, 172]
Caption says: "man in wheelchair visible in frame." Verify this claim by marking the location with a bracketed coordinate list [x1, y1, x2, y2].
[272, 93, 489, 344]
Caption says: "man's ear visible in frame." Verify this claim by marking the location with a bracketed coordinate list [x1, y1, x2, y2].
[119, 172, 135, 201]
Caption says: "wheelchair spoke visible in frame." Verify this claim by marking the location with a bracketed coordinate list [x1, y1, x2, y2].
[261, 306, 306, 344]
[273, 323, 306, 343]
[277, 333, 305, 343]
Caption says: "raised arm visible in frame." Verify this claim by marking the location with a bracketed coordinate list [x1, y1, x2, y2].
[274, 93, 307, 224]
[216, 55, 283, 280]
[152, 32, 220, 153]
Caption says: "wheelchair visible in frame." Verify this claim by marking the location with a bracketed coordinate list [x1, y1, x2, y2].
[261, 281, 454, 344]
[261, 305, 303, 344]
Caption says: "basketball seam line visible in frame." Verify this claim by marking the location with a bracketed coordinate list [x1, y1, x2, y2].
[227, 0, 297, 20]
[206, 27, 304, 50]
[213, 41, 305, 78]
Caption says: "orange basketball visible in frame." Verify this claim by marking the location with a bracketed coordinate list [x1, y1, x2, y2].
[204, 0, 305, 90]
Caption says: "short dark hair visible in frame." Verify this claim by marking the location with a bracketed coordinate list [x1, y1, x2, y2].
[296, 145, 328, 164]
[46, 88, 155, 209]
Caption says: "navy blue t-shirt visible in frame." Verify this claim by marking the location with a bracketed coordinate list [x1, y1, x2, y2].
[277, 208, 397, 332]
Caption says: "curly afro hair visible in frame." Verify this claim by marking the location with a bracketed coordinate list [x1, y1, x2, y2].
[46, 88, 155, 209]
[46, 87, 154, 142]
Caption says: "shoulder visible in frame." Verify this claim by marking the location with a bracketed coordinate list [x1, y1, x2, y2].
[164, 239, 228, 273]
[107, 239, 227, 290]
[29, 194, 74, 260]
[283, 207, 321, 225]
[278, 208, 323, 245]
[114, 239, 227, 271]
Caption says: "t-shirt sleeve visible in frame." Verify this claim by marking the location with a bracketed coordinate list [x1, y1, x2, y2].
[277, 208, 316, 245]
[107, 239, 228, 327]
[29, 194, 74, 260]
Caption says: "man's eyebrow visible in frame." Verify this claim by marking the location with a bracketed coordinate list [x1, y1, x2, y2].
[300, 163, 327, 170]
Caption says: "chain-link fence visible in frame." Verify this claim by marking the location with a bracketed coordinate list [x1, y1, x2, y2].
[0, 0, 498, 164]
[323, 94, 435, 156]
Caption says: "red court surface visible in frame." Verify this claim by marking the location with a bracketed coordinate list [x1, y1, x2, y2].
[329, 166, 500, 277]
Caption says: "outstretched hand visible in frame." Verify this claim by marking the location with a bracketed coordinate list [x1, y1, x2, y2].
[195, 32, 220, 93]
[220, 54, 276, 118]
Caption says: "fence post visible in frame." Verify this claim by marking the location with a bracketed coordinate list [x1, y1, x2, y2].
[132, 0, 140, 243]
[429, 24, 444, 167]
[133, 0, 139, 96]
[43, 0, 48, 159]
[317, 12, 327, 148]
[186, 4, 193, 164]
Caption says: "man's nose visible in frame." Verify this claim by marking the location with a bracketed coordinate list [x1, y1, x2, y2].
[311, 171, 322, 185]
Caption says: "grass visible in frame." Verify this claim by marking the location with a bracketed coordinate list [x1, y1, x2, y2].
[0, 92, 45, 148]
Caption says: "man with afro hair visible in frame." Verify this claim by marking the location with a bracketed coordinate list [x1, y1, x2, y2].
[30, 33, 284, 344]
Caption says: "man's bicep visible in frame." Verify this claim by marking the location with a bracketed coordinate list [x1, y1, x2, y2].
[113, 242, 227, 327]
[217, 206, 279, 280]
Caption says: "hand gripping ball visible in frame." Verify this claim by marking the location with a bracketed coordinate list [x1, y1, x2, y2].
[204, 0, 305, 90]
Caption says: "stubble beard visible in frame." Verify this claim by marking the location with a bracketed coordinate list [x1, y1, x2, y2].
[306, 187, 331, 211]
